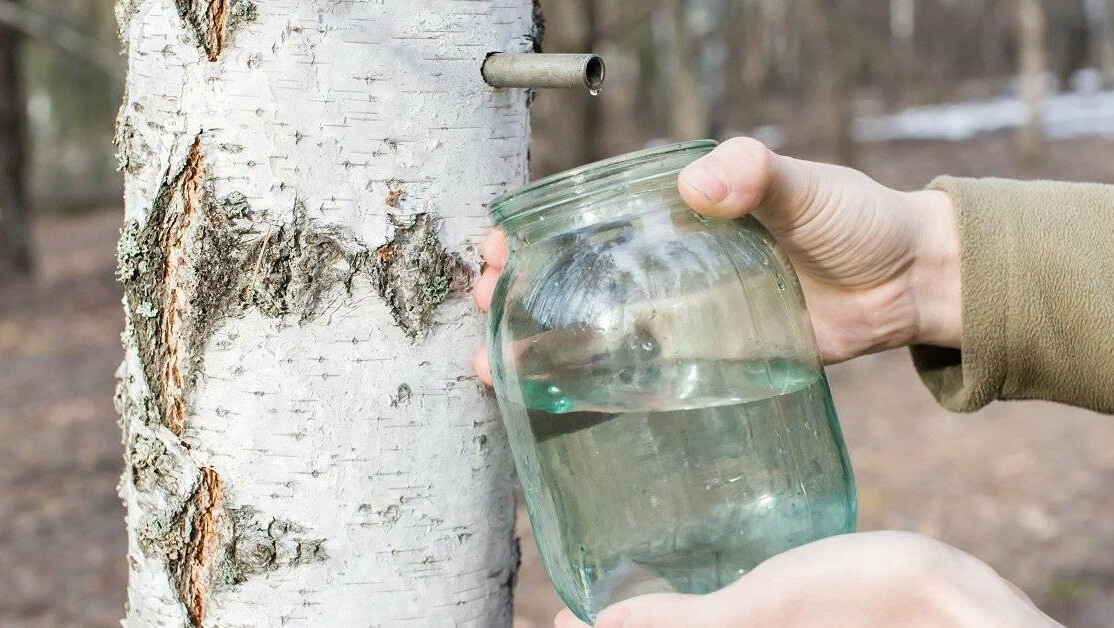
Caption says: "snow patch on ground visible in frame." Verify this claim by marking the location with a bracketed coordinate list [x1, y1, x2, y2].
[856, 79, 1114, 143]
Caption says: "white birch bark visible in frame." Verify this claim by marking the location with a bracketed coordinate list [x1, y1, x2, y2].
[113, 1, 536, 625]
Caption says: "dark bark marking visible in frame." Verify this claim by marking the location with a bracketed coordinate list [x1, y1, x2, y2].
[389, 383, 412, 407]
[174, 0, 256, 61]
[224, 508, 328, 584]
[118, 135, 366, 435]
[135, 466, 328, 626]
[371, 214, 471, 338]
[246, 202, 368, 322]
[498, 535, 521, 593]
[530, 0, 545, 52]
[119, 136, 247, 436]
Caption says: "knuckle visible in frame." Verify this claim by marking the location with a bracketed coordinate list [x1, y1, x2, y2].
[721, 136, 771, 163]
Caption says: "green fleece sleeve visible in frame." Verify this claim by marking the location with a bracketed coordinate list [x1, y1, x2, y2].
[910, 177, 1114, 414]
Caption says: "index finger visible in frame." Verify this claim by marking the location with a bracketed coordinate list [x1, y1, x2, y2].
[482, 228, 508, 271]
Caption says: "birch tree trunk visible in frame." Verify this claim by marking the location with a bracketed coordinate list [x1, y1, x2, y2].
[0, 5, 30, 278]
[113, 1, 536, 625]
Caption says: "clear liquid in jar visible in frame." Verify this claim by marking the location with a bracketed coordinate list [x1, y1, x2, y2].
[506, 360, 856, 622]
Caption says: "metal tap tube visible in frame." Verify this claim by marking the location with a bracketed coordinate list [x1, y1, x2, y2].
[482, 53, 605, 91]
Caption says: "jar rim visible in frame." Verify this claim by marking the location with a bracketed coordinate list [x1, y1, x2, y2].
[489, 139, 717, 229]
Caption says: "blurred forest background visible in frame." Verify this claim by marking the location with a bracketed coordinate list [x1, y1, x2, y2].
[2, 1, 1114, 626]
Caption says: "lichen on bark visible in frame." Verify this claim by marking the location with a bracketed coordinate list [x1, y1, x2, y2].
[371, 213, 471, 338]
[128, 433, 181, 493]
[114, 96, 151, 175]
[133, 463, 327, 626]
[119, 136, 249, 435]
[246, 202, 368, 322]
[117, 135, 371, 436]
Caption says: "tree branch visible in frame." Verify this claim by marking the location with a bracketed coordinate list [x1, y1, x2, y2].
[0, 0, 122, 81]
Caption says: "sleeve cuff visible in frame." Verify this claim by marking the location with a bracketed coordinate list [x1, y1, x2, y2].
[911, 175, 1114, 414]
[910, 176, 1012, 412]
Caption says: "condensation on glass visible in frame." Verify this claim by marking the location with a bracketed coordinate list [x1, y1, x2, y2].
[487, 141, 856, 622]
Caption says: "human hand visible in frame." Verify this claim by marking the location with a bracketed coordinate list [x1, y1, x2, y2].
[552, 531, 1060, 628]
[673, 138, 961, 363]
[473, 138, 962, 382]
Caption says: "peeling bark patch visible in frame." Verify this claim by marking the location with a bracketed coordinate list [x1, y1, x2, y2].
[134, 463, 327, 625]
[175, 0, 255, 61]
[119, 137, 365, 435]
[119, 136, 248, 435]
[159, 138, 207, 435]
[176, 468, 225, 627]
[384, 181, 404, 208]
[371, 214, 471, 338]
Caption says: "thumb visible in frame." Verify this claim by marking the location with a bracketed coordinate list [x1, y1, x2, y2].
[594, 591, 742, 628]
[677, 137, 774, 219]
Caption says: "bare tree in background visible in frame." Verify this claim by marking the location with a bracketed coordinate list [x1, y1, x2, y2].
[722, 0, 766, 131]
[741, 1, 771, 98]
[578, 0, 602, 162]
[809, 0, 858, 166]
[1017, 0, 1047, 163]
[661, 0, 709, 139]
[889, 0, 915, 102]
[114, 1, 533, 624]
[1084, 0, 1114, 85]
[0, 0, 30, 279]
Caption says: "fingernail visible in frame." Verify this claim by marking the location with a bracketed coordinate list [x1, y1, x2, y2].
[595, 606, 631, 628]
[681, 161, 728, 203]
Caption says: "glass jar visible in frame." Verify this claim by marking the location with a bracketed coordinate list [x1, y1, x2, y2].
[487, 140, 856, 622]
